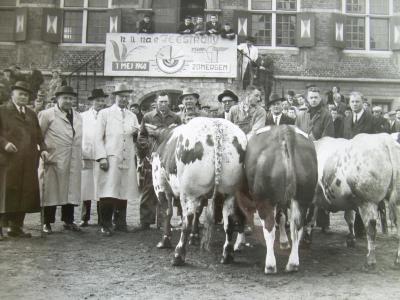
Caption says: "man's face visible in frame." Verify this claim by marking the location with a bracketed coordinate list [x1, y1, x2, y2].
[222, 96, 235, 113]
[197, 17, 203, 24]
[331, 110, 338, 120]
[287, 94, 294, 104]
[144, 16, 150, 23]
[157, 95, 170, 113]
[116, 92, 130, 108]
[271, 101, 282, 115]
[248, 89, 261, 107]
[93, 97, 106, 111]
[288, 109, 296, 119]
[396, 111, 400, 120]
[52, 71, 59, 79]
[224, 25, 231, 31]
[182, 95, 197, 109]
[332, 86, 338, 93]
[349, 95, 363, 113]
[363, 102, 370, 111]
[372, 110, 381, 117]
[34, 99, 44, 109]
[210, 16, 217, 23]
[130, 105, 140, 115]
[185, 18, 191, 25]
[281, 101, 289, 110]
[345, 110, 352, 117]
[4, 71, 11, 79]
[12, 89, 29, 107]
[57, 94, 75, 112]
[297, 96, 305, 106]
[307, 91, 321, 108]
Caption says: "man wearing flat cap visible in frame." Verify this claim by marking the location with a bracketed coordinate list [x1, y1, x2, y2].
[217, 89, 238, 120]
[178, 87, 207, 123]
[79, 89, 107, 227]
[39, 85, 82, 233]
[265, 93, 295, 126]
[0, 81, 47, 238]
[387, 110, 400, 134]
[95, 83, 140, 236]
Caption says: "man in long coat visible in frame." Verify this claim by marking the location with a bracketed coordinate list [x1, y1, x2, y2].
[39, 85, 82, 233]
[237, 36, 258, 89]
[0, 81, 47, 238]
[79, 89, 107, 227]
[95, 83, 139, 236]
[265, 93, 295, 126]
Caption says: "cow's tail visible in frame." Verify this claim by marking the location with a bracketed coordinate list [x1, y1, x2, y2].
[281, 126, 297, 209]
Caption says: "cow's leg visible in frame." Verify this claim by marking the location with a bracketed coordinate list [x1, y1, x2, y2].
[395, 204, 400, 266]
[358, 202, 379, 268]
[278, 210, 290, 250]
[286, 200, 303, 272]
[260, 205, 277, 274]
[156, 192, 173, 249]
[189, 199, 205, 246]
[221, 196, 235, 264]
[344, 209, 356, 248]
[302, 204, 317, 246]
[234, 232, 246, 252]
[378, 200, 388, 234]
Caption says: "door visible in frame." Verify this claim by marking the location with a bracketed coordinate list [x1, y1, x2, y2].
[153, 0, 180, 33]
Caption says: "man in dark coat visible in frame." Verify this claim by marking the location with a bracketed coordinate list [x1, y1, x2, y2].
[138, 14, 154, 33]
[220, 23, 235, 40]
[205, 15, 221, 35]
[330, 106, 344, 138]
[0, 81, 47, 238]
[265, 93, 295, 126]
[27, 65, 44, 101]
[372, 106, 389, 133]
[177, 16, 194, 34]
[217, 89, 239, 119]
[387, 111, 400, 134]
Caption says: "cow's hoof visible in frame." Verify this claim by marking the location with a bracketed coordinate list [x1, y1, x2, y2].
[188, 233, 200, 246]
[234, 243, 245, 252]
[285, 263, 299, 273]
[280, 242, 291, 250]
[264, 266, 277, 275]
[346, 236, 356, 248]
[172, 255, 185, 267]
[156, 236, 172, 249]
[220, 254, 234, 265]
[302, 231, 312, 245]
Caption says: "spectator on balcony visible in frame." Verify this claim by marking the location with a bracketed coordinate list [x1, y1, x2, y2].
[47, 69, 63, 102]
[194, 16, 206, 35]
[220, 23, 235, 40]
[138, 14, 154, 34]
[238, 36, 258, 90]
[205, 15, 221, 35]
[178, 16, 194, 34]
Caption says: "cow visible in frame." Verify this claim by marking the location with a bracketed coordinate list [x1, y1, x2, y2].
[239, 125, 318, 274]
[392, 132, 400, 144]
[313, 133, 400, 268]
[151, 117, 248, 266]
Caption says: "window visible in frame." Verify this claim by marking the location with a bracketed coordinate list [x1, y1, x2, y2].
[344, 0, 392, 51]
[0, 0, 16, 6]
[0, 10, 15, 41]
[250, 0, 298, 47]
[62, 0, 110, 44]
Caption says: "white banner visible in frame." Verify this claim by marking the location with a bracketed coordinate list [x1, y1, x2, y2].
[104, 33, 237, 78]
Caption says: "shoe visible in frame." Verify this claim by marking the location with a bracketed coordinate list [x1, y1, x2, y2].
[63, 223, 81, 232]
[132, 223, 150, 232]
[8, 228, 32, 238]
[79, 221, 89, 227]
[42, 224, 53, 234]
[100, 227, 112, 236]
[114, 225, 129, 232]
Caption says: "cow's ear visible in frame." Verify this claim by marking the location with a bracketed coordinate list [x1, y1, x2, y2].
[296, 12, 315, 48]
[42, 8, 63, 43]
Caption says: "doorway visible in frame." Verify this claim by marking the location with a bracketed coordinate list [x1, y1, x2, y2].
[180, 0, 206, 21]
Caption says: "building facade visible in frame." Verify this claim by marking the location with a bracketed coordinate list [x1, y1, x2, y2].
[1, 0, 400, 110]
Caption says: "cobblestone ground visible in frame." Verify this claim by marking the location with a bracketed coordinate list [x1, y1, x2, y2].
[0, 198, 399, 300]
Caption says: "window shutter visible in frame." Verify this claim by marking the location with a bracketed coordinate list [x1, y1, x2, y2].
[390, 16, 400, 51]
[42, 8, 62, 43]
[233, 10, 252, 44]
[296, 12, 315, 47]
[15, 7, 27, 41]
[108, 9, 122, 33]
[332, 13, 346, 49]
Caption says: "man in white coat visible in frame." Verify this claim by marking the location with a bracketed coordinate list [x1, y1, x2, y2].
[39, 86, 82, 233]
[95, 83, 139, 236]
[79, 89, 107, 227]
[237, 36, 258, 90]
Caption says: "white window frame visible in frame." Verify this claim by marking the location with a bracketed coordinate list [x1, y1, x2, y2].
[342, 0, 393, 54]
[60, 0, 112, 46]
[248, 0, 300, 50]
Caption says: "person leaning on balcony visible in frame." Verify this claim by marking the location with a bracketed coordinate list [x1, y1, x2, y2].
[178, 16, 194, 34]
[138, 14, 154, 33]
[205, 14, 221, 35]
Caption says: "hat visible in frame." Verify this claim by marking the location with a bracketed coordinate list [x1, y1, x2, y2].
[372, 106, 382, 112]
[3, 67, 12, 73]
[306, 83, 317, 90]
[287, 90, 295, 97]
[218, 89, 238, 103]
[179, 87, 199, 100]
[112, 82, 133, 95]
[201, 105, 211, 109]
[269, 93, 284, 105]
[130, 103, 139, 108]
[144, 14, 151, 18]
[55, 85, 77, 97]
[11, 81, 31, 93]
[88, 88, 108, 100]
[388, 111, 396, 116]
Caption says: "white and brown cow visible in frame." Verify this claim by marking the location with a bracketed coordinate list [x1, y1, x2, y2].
[152, 117, 248, 266]
[239, 125, 318, 274]
[313, 133, 400, 267]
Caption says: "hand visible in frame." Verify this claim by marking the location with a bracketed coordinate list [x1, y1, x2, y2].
[99, 158, 109, 171]
[168, 123, 178, 129]
[4, 142, 17, 153]
[41, 150, 49, 162]
[146, 127, 158, 137]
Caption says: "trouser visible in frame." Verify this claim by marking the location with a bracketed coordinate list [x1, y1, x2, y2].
[99, 198, 127, 229]
[44, 204, 75, 225]
[316, 208, 330, 229]
[0, 212, 26, 229]
[139, 184, 157, 226]
[81, 200, 100, 223]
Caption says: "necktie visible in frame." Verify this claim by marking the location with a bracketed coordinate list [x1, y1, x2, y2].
[121, 108, 125, 119]
[273, 115, 277, 125]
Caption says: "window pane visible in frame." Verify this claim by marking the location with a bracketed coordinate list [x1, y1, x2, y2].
[370, 0, 389, 15]
[277, 0, 297, 11]
[370, 18, 388, 50]
[346, 0, 365, 13]
[0, 0, 16, 6]
[64, 0, 84, 7]
[0, 10, 14, 41]
[251, 14, 272, 46]
[276, 14, 296, 46]
[395, 0, 400, 13]
[345, 17, 365, 49]
[88, 0, 108, 8]
[251, 0, 272, 10]
[63, 11, 83, 43]
[87, 11, 108, 43]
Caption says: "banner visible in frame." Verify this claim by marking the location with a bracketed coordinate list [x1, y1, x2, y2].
[104, 33, 237, 78]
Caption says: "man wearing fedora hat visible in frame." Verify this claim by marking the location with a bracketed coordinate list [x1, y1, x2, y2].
[39, 85, 82, 233]
[217, 89, 238, 120]
[265, 93, 295, 126]
[178, 87, 207, 123]
[95, 83, 140, 235]
[0, 81, 47, 238]
[79, 89, 108, 227]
